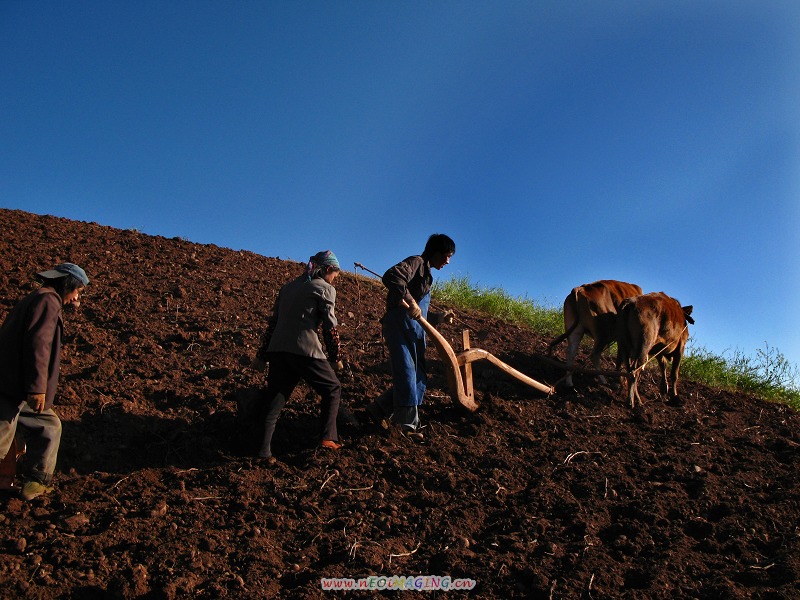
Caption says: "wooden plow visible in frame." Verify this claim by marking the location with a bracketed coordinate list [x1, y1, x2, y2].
[352, 263, 554, 411]
[414, 314, 555, 412]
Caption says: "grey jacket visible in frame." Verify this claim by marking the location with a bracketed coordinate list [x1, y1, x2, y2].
[263, 276, 338, 360]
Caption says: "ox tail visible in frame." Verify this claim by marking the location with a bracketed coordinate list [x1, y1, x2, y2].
[547, 320, 580, 353]
[547, 291, 580, 354]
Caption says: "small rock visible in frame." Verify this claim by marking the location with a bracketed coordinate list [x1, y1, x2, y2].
[62, 513, 90, 532]
[150, 501, 168, 517]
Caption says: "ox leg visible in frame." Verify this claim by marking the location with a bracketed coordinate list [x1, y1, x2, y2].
[658, 355, 669, 395]
[564, 325, 584, 387]
[590, 340, 609, 385]
[616, 340, 631, 396]
[628, 373, 639, 408]
[668, 352, 682, 400]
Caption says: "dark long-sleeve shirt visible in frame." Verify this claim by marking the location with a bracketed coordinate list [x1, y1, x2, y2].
[382, 255, 432, 311]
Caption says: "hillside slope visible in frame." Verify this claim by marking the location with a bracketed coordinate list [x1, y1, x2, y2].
[1, 208, 799, 599]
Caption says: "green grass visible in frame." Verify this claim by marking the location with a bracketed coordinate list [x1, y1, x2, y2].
[433, 275, 562, 337]
[681, 343, 800, 409]
[433, 275, 800, 408]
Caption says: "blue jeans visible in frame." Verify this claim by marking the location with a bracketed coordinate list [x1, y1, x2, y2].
[375, 296, 430, 430]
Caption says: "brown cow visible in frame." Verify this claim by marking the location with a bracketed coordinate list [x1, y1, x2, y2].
[548, 280, 642, 387]
[616, 292, 694, 407]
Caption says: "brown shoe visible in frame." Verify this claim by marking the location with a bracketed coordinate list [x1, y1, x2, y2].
[400, 428, 424, 442]
[21, 481, 54, 501]
[320, 439, 342, 450]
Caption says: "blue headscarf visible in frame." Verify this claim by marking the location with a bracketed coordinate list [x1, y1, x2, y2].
[305, 250, 340, 281]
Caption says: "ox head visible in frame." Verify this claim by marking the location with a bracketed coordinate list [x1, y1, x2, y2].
[682, 305, 694, 325]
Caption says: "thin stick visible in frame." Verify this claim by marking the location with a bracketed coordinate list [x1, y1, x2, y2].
[343, 483, 375, 492]
[355, 261, 464, 324]
[354, 262, 382, 278]
[564, 451, 602, 464]
[389, 542, 422, 564]
[321, 470, 339, 490]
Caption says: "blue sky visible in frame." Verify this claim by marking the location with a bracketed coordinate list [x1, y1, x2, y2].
[2, 1, 799, 371]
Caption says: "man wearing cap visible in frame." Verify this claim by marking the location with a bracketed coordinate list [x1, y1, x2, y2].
[0, 262, 89, 500]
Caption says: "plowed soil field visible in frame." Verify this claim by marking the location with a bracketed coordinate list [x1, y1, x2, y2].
[1, 208, 799, 599]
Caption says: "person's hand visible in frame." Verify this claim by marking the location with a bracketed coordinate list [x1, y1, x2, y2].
[28, 393, 46, 412]
[250, 357, 267, 372]
[334, 360, 345, 372]
[406, 299, 422, 320]
[429, 309, 455, 326]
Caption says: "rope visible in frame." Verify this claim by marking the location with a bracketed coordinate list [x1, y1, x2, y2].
[629, 324, 690, 375]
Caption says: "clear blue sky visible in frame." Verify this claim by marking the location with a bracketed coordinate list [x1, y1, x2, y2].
[2, 1, 799, 371]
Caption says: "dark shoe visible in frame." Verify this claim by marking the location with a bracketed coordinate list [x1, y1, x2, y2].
[21, 481, 53, 501]
[320, 439, 342, 450]
[365, 403, 389, 430]
[665, 395, 684, 407]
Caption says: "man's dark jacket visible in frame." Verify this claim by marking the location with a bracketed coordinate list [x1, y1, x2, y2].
[0, 288, 63, 409]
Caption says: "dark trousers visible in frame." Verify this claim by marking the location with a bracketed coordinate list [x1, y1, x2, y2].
[256, 352, 341, 458]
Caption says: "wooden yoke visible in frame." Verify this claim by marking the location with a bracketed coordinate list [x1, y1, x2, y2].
[414, 312, 554, 412]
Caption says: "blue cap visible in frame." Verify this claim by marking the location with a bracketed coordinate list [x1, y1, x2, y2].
[37, 263, 89, 286]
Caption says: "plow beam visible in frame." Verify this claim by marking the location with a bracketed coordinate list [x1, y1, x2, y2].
[414, 312, 554, 412]
[457, 348, 555, 395]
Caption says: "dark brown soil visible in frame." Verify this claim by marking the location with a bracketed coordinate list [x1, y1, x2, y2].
[1, 208, 799, 599]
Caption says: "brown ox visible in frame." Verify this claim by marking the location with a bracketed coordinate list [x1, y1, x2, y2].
[548, 280, 642, 387]
[616, 292, 694, 407]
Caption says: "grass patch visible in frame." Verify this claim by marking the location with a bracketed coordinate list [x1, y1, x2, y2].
[433, 275, 800, 407]
[433, 275, 562, 337]
[682, 343, 800, 409]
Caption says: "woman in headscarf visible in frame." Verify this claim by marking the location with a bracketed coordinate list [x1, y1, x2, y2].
[250, 251, 344, 460]
[0, 262, 89, 500]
